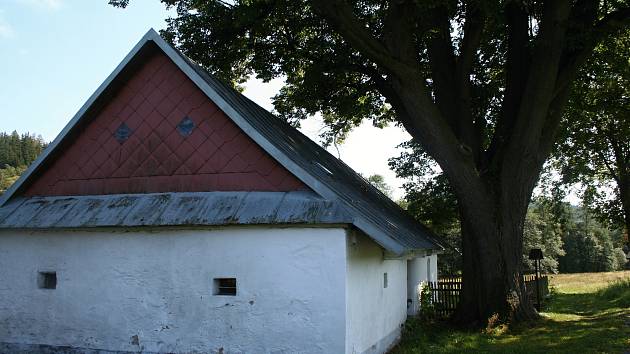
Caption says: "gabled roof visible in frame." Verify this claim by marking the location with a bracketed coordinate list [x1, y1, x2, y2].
[0, 29, 443, 255]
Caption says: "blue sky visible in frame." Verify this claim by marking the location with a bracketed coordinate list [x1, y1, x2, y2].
[0, 0, 172, 139]
[0, 0, 411, 198]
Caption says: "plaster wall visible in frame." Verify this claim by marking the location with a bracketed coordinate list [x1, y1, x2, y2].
[406, 254, 438, 315]
[0, 227, 346, 353]
[345, 230, 407, 354]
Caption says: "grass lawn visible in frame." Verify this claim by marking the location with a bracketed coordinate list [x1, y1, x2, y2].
[390, 270, 630, 354]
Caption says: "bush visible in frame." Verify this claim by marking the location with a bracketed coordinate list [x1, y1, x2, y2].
[612, 248, 628, 270]
[418, 281, 435, 319]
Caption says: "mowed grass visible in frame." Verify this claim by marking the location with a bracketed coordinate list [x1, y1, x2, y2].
[390, 270, 630, 354]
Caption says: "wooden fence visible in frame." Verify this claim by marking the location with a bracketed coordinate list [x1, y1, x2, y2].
[524, 274, 549, 299]
[426, 274, 549, 318]
[427, 278, 462, 318]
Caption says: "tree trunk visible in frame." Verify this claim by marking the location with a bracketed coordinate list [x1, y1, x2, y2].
[619, 173, 630, 238]
[453, 179, 539, 325]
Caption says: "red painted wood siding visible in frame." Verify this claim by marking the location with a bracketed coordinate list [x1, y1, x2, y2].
[24, 51, 306, 196]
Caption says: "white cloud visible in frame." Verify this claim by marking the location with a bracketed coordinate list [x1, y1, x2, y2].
[0, 12, 14, 39]
[17, 0, 62, 10]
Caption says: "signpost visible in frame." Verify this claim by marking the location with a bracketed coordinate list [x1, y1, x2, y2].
[528, 248, 543, 311]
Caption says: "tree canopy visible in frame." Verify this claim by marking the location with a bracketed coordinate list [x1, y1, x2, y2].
[0, 131, 46, 169]
[554, 28, 630, 232]
[0, 131, 46, 195]
[365, 174, 393, 198]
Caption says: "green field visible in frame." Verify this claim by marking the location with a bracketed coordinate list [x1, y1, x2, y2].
[391, 271, 630, 353]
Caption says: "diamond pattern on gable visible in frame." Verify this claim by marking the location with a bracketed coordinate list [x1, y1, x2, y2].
[23, 51, 307, 196]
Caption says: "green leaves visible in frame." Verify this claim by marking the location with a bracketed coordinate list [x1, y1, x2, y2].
[553, 28, 630, 230]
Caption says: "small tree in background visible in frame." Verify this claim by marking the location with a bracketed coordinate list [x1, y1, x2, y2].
[366, 174, 393, 198]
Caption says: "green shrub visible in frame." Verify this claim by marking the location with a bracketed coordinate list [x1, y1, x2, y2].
[418, 281, 435, 319]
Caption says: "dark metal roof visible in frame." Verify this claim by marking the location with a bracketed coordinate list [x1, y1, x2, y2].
[0, 29, 443, 254]
[0, 191, 351, 229]
[175, 44, 443, 253]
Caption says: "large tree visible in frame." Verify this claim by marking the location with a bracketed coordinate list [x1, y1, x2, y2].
[111, 0, 630, 324]
[389, 143, 566, 275]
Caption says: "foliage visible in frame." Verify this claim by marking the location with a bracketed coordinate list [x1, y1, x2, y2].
[558, 206, 628, 273]
[390, 141, 462, 274]
[392, 271, 630, 353]
[522, 205, 565, 274]
[365, 174, 393, 198]
[554, 29, 630, 232]
[417, 281, 435, 319]
[0, 131, 46, 195]
[613, 248, 628, 270]
[0, 166, 27, 195]
[390, 143, 568, 275]
[390, 139, 626, 275]
[0, 131, 46, 169]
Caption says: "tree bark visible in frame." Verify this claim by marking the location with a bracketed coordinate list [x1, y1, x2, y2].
[619, 173, 630, 236]
[453, 173, 538, 325]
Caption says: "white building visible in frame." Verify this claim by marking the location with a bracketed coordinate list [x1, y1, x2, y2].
[0, 29, 441, 354]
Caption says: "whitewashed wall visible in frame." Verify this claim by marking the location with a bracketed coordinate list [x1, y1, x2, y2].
[0, 227, 347, 353]
[345, 230, 407, 354]
[406, 254, 438, 315]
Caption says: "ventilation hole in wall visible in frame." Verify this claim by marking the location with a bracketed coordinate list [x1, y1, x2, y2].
[177, 116, 195, 137]
[213, 278, 236, 296]
[383, 272, 388, 288]
[38, 271, 57, 289]
[114, 122, 132, 143]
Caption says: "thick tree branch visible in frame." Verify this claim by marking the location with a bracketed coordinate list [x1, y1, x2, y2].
[457, 2, 485, 91]
[312, 0, 421, 79]
[425, 4, 458, 130]
[554, 5, 630, 98]
[422, 3, 486, 165]
[383, 0, 416, 65]
[538, 85, 571, 161]
[499, 0, 571, 208]
[456, 1, 486, 162]
[595, 147, 620, 183]
[508, 0, 570, 158]
[608, 128, 626, 183]
[488, 1, 530, 168]
[314, 1, 484, 194]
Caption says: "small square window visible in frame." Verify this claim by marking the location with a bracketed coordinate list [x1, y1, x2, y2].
[383, 272, 388, 288]
[213, 278, 236, 296]
[38, 271, 57, 289]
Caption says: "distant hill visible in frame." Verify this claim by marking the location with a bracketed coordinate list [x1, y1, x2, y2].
[0, 131, 47, 195]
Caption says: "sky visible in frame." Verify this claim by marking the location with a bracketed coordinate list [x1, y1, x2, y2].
[0, 0, 411, 199]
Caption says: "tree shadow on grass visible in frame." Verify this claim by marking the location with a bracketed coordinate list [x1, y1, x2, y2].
[547, 290, 628, 316]
[497, 303, 629, 353]
[392, 282, 630, 354]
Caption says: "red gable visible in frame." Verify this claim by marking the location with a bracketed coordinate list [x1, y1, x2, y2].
[24, 51, 306, 196]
